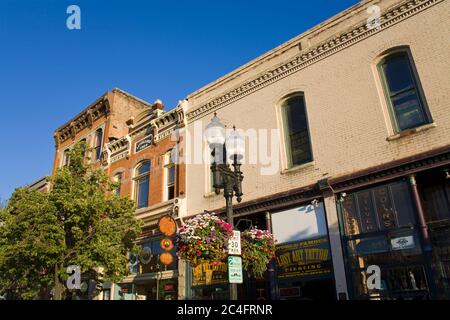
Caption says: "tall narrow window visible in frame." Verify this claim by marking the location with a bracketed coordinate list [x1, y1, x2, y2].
[63, 149, 70, 167]
[80, 139, 87, 159]
[281, 94, 313, 168]
[113, 172, 123, 195]
[379, 51, 430, 132]
[94, 129, 103, 161]
[135, 161, 150, 209]
[165, 151, 176, 200]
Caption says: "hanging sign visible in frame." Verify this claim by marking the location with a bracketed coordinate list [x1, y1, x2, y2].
[228, 256, 243, 284]
[228, 231, 241, 255]
[158, 215, 177, 237]
[192, 262, 228, 287]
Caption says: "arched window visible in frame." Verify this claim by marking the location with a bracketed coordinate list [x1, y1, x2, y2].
[281, 94, 313, 168]
[135, 161, 150, 209]
[94, 129, 103, 161]
[113, 172, 123, 195]
[378, 51, 430, 132]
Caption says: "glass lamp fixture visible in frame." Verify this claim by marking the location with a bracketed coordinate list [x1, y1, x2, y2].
[225, 126, 245, 164]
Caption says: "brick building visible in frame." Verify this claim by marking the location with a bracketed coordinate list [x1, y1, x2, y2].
[182, 0, 450, 300]
[52, 88, 187, 300]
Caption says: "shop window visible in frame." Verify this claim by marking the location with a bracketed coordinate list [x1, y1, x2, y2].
[135, 161, 150, 209]
[378, 51, 431, 132]
[420, 179, 450, 223]
[281, 94, 313, 168]
[342, 181, 416, 236]
[94, 128, 103, 161]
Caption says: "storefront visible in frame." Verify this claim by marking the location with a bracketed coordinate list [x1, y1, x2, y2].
[337, 167, 450, 300]
[270, 202, 336, 300]
[184, 201, 336, 300]
[117, 232, 179, 300]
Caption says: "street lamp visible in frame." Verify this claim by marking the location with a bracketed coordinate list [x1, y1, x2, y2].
[205, 113, 244, 301]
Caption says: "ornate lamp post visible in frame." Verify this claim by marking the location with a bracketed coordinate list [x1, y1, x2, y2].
[205, 113, 244, 301]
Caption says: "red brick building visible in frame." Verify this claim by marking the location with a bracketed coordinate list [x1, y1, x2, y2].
[52, 88, 186, 300]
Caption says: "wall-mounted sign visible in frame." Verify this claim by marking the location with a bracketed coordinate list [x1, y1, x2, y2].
[161, 238, 174, 251]
[275, 237, 332, 279]
[228, 231, 241, 256]
[192, 262, 228, 287]
[158, 215, 177, 237]
[228, 256, 243, 284]
[160, 252, 174, 266]
[135, 135, 153, 153]
[391, 236, 415, 251]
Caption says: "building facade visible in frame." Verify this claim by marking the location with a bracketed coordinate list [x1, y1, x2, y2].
[52, 88, 187, 300]
[182, 0, 450, 300]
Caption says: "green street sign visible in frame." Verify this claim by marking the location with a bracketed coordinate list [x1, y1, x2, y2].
[228, 256, 243, 284]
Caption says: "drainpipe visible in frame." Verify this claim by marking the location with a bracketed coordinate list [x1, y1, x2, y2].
[408, 174, 437, 299]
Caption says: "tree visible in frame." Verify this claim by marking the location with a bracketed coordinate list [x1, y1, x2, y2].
[0, 142, 142, 300]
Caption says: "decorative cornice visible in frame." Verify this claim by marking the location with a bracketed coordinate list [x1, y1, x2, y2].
[186, 0, 443, 123]
[55, 98, 110, 145]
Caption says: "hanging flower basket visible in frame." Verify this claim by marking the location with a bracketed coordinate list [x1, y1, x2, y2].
[176, 213, 233, 266]
[241, 228, 276, 278]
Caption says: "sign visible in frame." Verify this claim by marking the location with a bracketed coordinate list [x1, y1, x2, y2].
[135, 135, 153, 153]
[391, 236, 415, 251]
[160, 252, 174, 266]
[228, 231, 241, 255]
[275, 237, 332, 279]
[192, 262, 228, 287]
[228, 256, 243, 284]
[160, 238, 174, 251]
[158, 215, 177, 237]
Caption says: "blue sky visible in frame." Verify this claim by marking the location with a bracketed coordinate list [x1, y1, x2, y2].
[0, 0, 359, 201]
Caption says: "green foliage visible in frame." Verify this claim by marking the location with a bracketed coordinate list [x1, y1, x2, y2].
[0, 142, 142, 299]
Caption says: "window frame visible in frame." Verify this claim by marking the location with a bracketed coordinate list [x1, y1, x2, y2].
[134, 161, 151, 209]
[377, 49, 431, 133]
[280, 93, 314, 169]
[113, 172, 123, 195]
[164, 151, 176, 201]
[94, 128, 103, 162]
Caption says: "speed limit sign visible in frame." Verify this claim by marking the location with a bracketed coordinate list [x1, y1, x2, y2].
[228, 231, 241, 255]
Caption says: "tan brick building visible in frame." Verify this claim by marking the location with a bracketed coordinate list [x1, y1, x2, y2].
[52, 88, 187, 300]
[182, 0, 450, 300]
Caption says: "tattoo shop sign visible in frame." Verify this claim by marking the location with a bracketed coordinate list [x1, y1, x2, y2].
[275, 237, 332, 279]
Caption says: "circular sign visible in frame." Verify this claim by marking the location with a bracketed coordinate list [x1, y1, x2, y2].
[140, 247, 153, 265]
[160, 238, 174, 251]
[158, 215, 177, 237]
[160, 252, 174, 266]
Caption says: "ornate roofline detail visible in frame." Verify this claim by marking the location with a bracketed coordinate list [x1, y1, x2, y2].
[55, 97, 111, 145]
[186, 0, 443, 123]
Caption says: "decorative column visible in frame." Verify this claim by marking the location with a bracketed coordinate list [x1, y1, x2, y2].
[319, 179, 349, 300]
